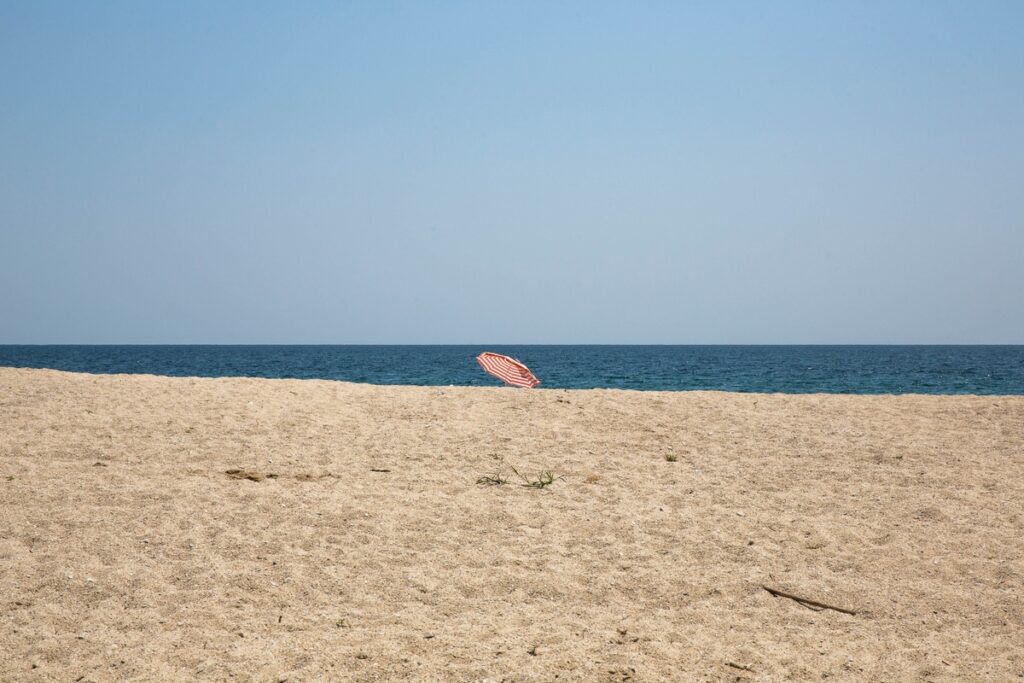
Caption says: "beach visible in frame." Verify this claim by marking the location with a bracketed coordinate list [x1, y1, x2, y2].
[1, 367, 1022, 681]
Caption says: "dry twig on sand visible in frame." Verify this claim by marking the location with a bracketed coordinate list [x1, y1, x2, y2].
[762, 585, 857, 615]
[476, 471, 509, 486]
[225, 469, 277, 482]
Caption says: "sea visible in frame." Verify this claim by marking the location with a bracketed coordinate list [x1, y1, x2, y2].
[1, 345, 1023, 394]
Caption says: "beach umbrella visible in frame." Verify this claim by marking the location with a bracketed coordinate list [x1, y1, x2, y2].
[476, 352, 540, 388]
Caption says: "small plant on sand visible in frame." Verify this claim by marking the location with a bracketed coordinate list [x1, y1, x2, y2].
[476, 471, 509, 486]
[664, 453, 678, 462]
[511, 466, 563, 489]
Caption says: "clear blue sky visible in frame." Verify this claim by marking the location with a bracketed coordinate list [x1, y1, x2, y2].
[2, 1, 1022, 343]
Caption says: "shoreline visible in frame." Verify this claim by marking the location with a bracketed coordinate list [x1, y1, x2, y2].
[2, 366, 1022, 397]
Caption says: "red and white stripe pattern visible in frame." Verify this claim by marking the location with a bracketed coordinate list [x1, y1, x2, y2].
[476, 352, 540, 388]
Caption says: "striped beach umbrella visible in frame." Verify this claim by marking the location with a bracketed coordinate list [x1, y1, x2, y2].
[476, 352, 540, 388]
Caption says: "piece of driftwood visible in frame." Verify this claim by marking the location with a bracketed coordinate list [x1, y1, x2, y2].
[761, 585, 857, 615]
[726, 661, 754, 672]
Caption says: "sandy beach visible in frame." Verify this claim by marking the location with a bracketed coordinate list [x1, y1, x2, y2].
[1, 367, 1022, 681]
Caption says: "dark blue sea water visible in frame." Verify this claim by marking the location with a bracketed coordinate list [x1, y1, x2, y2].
[1, 345, 1022, 394]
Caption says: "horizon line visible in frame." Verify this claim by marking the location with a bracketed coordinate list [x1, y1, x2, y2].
[2, 342, 1023, 347]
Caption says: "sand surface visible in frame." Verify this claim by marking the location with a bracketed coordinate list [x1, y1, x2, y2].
[1, 368, 1022, 681]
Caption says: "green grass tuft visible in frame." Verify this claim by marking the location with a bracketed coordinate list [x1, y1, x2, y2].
[511, 466, 563, 489]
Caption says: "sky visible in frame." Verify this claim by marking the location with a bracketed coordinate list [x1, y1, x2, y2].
[1, 1, 1022, 344]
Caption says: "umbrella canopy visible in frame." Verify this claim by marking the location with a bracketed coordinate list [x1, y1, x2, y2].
[476, 352, 540, 388]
